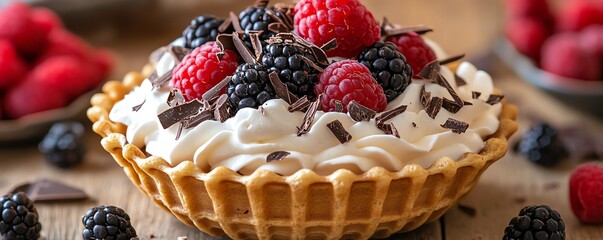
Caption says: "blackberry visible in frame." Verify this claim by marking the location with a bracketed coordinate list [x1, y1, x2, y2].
[504, 205, 565, 240]
[357, 41, 413, 102]
[227, 63, 275, 112]
[0, 192, 42, 240]
[261, 38, 320, 98]
[82, 205, 137, 240]
[238, 2, 293, 49]
[38, 121, 86, 169]
[517, 122, 568, 167]
[182, 15, 230, 50]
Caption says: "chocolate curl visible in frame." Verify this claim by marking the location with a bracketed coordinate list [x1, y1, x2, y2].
[273, 3, 294, 29]
[158, 100, 203, 129]
[300, 55, 324, 72]
[167, 89, 185, 107]
[268, 22, 290, 34]
[418, 60, 440, 82]
[375, 105, 408, 124]
[269, 72, 299, 105]
[202, 76, 232, 101]
[185, 110, 214, 129]
[455, 74, 467, 86]
[334, 100, 344, 113]
[216, 34, 237, 61]
[435, 74, 464, 110]
[327, 120, 352, 144]
[486, 94, 505, 105]
[439, 54, 466, 65]
[297, 95, 322, 136]
[250, 33, 263, 61]
[232, 33, 257, 64]
[425, 97, 443, 119]
[229, 12, 244, 33]
[347, 101, 377, 121]
[288, 96, 311, 112]
[267, 151, 290, 162]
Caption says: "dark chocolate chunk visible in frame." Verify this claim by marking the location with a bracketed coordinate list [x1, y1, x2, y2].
[293, 34, 330, 66]
[420, 85, 431, 107]
[216, 34, 237, 55]
[327, 120, 352, 144]
[267, 151, 291, 162]
[457, 204, 476, 217]
[297, 96, 321, 136]
[435, 74, 464, 109]
[167, 89, 185, 107]
[288, 96, 311, 112]
[185, 110, 214, 129]
[438, 54, 465, 65]
[10, 179, 88, 202]
[158, 100, 203, 129]
[213, 94, 230, 122]
[347, 100, 377, 121]
[418, 60, 440, 81]
[441, 118, 469, 134]
[334, 100, 344, 113]
[443, 98, 462, 113]
[375, 105, 407, 124]
[426, 97, 443, 119]
[472, 91, 482, 99]
[202, 76, 232, 101]
[378, 123, 400, 138]
[132, 99, 146, 112]
[486, 94, 505, 105]
[269, 72, 299, 104]
[232, 31, 257, 64]
[454, 74, 467, 86]
[300, 55, 325, 72]
[250, 33, 263, 62]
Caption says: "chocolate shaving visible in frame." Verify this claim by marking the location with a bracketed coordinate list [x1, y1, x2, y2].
[268, 22, 290, 34]
[158, 100, 203, 129]
[327, 120, 352, 144]
[232, 32, 257, 64]
[132, 99, 146, 112]
[269, 72, 298, 104]
[167, 89, 185, 107]
[383, 25, 433, 37]
[438, 54, 465, 65]
[426, 97, 443, 119]
[464, 101, 473, 106]
[486, 94, 505, 105]
[175, 122, 185, 140]
[264, 9, 290, 33]
[151, 71, 173, 89]
[185, 110, 214, 129]
[267, 151, 291, 162]
[420, 85, 431, 107]
[378, 123, 400, 138]
[250, 33, 263, 61]
[297, 96, 321, 136]
[169, 45, 192, 64]
[202, 76, 232, 101]
[441, 118, 469, 134]
[10, 179, 89, 202]
[288, 96, 310, 112]
[293, 34, 330, 66]
[229, 12, 244, 33]
[334, 100, 344, 112]
[457, 204, 476, 217]
[435, 74, 464, 108]
[216, 34, 237, 54]
[472, 91, 482, 99]
[347, 100, 377, 121]
[455, 74, 467, 86]
[213, 94, 230, 122]
[442, 98, 462, 113]
[300, 55, 324, 73]
[418, 60, 440, 81]
[218, 17, 232, 33]
[375, 105, 407, 124]
[320, 39, 338, 52]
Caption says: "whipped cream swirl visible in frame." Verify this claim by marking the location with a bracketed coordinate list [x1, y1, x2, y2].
[110, 46, 502, 176]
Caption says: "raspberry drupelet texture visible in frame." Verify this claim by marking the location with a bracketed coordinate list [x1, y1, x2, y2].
[82, 205, 137, 240]
[227, 63, 276, 112]
[182, 15, 229, 50]
[0, 192, 42, 240]
[294, 0, 381, 58]
[357, 41, 413, 102]
[386, 32, 437, 79]
[503, 205, 565, 240]
[171, 42, 239, 101]
[570, 163, 603, 224]
[314, 59, 387, 113]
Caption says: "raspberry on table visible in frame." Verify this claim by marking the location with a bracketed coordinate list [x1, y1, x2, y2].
[182, 15, 229, 50]
[386, 32, 437, 79]
[357, 41, 413, 102]
[541, 33, 601, 81]
[171, 42, 239, 101]
[570, 163, 603, 224]
[0, 192, 42, 240]
[227, 63, 276, 112]
[0, 40, 28, 91]
[294, 0, 381, 58]
[503, 205, 565, 240]
[314, 59, 387, 113]
[82, 205, 137, 240]
[39, 121, 86, 169]
[516, 122, 568, 167]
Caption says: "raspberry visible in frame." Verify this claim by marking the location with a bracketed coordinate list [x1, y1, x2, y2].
[294, 0, 381, 58]
[357, 41, 413, 101]
[82, 205, 137, 240]
[36, 28, 93, 64]
[581, 25, 603, 59]
[0, 2, 49, 57]
[541, 33, 601, 81]
[558, 1, 603, 32]
[92, 49, 115, 80]
[4, 77, 68, 119]
[505, 0, 555, 27]
[171, 42, 239, 101]
[503, 205, 565, 240]
[30, 7, 62, 35]
[314, 60, 387, 113]
[182, 15, 229, 50]
[0, 192, 42, 240]
[31, 56, 101, 98]
[227, 63, 275, 111]
[386, 32, 436, 79]
[0, 40, 28, 91]
[570, 163, 603, 224]
[506, 17, 550, 62]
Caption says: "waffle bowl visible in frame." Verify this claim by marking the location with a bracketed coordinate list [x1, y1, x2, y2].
[88, 68, 518, 240]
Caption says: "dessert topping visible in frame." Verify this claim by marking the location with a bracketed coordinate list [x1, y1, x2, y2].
[267, 151, 291, 162]
[441, 118, 469, 134]
[297, 95, 321, 136]
[287, 96, 310, 113]
[327, 120, 352, 144]
[347, 101, 377, 122]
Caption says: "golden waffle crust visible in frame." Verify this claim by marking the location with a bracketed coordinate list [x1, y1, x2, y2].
[88, 69, 518, 240]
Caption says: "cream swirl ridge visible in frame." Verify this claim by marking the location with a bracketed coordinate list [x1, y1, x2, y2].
[110, 52, 502, 176]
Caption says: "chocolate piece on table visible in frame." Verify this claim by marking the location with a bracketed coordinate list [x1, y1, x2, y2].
[267, 151, 291, 162]
[11, 179, 88, 202]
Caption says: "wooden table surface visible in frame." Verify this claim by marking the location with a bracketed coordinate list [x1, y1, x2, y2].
[1, 0, 603, 239]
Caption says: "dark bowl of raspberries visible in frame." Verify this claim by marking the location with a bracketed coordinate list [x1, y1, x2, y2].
[497, 0, 603, 117]
[0, 3, 113, 143]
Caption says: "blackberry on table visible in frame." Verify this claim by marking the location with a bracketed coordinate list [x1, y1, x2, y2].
[182, 15, 229, 50]
[38, 121, 86, 169]
[0, 192, 42, 240]
[82, 205, 137, 240]
[261, 39, 321, 98]
[504, 205, 565, 240]
[227, 63, 276, 112]
[357, 41, 413, 102]
[517, 122, 568, 167]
